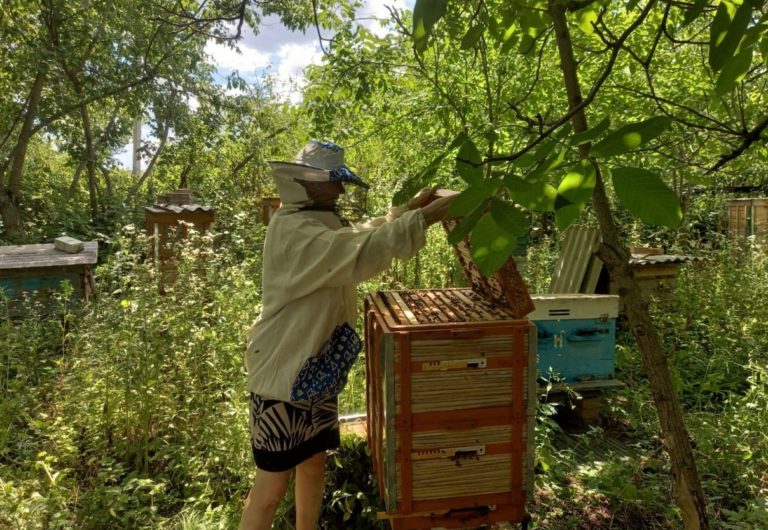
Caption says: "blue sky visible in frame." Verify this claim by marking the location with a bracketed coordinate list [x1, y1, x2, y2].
[117, 1, 414, 169]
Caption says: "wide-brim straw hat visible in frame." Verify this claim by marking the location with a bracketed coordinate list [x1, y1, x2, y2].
[268, 141, 369, 206]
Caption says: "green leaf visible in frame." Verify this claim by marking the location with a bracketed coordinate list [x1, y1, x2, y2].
[527, 147, 569, 182]
[456, 139, 483, 185]
[504, 175, 557, 212]
[470, 213, 517, 276]
[570, 116, 611, 146]
[393, 166, 437, 206]
[513, 139, 556, 169]
[447, 130, 469, 150]
[446, 181, 498, 217]
[715, 47, 753, 95]
[393, 131, 467, 205]
[484, 127, 499, 143]
[612, 167, 682, 227]
[761, 33, 768, 66]
[447, 200, 487, 244]
[555, 204, 582, 231]
[413, 0, 449, 53]
[591, 116, 673, 157]
[490, 198, 528, 236]
[556, 160, 596, 206]
[460, 25, 484, 50]
[500, 22, 519, 53]
[518, 34, 536, 55]
[682, 0, 708, 28]
[709, 0, 754, 72]
[578, 9, 598, 35]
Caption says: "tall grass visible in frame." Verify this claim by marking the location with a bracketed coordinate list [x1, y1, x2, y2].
[2, 218, 768, 528]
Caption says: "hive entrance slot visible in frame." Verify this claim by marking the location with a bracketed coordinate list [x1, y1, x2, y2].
[421, 358, 487, 371]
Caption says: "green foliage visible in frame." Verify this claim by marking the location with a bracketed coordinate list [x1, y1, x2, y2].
[1, 214, 264, 528]
[413, 0, 449, 53]
[590, 117, 673, 159]
[611, 167, 682, 228]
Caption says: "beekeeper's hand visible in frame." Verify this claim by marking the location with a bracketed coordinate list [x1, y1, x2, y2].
[407, 187, 438, 210]
[420, 194, 457, 225]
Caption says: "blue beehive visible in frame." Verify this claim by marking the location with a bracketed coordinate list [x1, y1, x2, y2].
[0, 241, 98, 315]
[529, 294, 621, 389]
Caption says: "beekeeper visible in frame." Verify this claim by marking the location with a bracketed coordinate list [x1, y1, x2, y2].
[240, 140, 455, 530]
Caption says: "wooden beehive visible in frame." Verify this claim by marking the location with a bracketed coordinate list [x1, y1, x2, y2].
[145, 189, 214, 285]
[365, 288, 536, 529]
[0, 241, 97, 315]
[726, 198, 768, 243]
[260, 197, 281, 225]
[442, 218, 535, 318]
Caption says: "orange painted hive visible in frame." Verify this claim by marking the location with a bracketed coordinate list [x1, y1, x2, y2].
[364, 288, 536, 529]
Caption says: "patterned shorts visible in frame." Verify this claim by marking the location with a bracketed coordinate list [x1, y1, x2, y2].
[249, 393, 340, 472]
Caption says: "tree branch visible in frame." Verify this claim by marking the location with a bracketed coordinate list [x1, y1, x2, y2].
[706, 114, 768, 174]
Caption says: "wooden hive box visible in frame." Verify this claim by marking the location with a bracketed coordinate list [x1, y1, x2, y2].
[441, 217, 534, 319]
[529, 293, 621, 391]
[725, 198, 768, 244]
[0, 241, 98, 315]
[365, 288, 536, 529]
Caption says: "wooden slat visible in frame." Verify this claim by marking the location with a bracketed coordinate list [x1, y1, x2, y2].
[411, 425, 513, 450]
[452, 289, 497, 321]
[409, 336, 512, 362]
[396, 369, 516, 413]
[390, 292, 419, 325]
[420, 291, 452, 323]
[382, 292, 409, 325]
[399, 454, 514, 501]
[0, 241, 98, 270]
[549, 226, 600, 294]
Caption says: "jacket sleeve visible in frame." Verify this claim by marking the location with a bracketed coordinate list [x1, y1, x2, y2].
[356, 205, 410, 228]
[276, 209, 427, 299]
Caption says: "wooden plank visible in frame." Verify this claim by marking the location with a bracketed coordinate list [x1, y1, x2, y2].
[382, 292, 408, 325]
[421, 290, 452, 323]
[390, 292, 419, 326]
[541, 378, 625, 395]
[549, 226, 600, 294]
[452, 289, 497, 321]
[0, 241, 98, 270]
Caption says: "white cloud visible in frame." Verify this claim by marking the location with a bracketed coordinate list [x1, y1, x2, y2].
[358, 0, 408, 38]
[205, 40, 270, 74]
[272, 42, 324, 104]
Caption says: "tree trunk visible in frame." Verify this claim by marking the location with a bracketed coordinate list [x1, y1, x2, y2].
[548, 3, 709, 528]
[0, 184, 26, 241]
[79, 103, 99, 221]
[179, 161, 192, 189]
[0, 72, 46, 240]
[68, 111, 118, 198]
[129, 123, 168, 197]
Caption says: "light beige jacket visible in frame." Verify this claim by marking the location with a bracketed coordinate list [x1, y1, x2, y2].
[245, 205, 427, 401]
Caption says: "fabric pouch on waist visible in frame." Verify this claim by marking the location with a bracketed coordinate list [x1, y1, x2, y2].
[290, 322, 362, 401]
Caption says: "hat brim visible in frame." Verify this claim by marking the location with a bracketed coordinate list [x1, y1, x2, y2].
[268, 161, 369, 189]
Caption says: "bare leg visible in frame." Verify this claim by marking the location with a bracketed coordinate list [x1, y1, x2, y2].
[295, 451, 327, 530]
[239, 468, 291, 530]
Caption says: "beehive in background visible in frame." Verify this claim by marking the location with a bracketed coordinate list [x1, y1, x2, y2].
[144, 189, 214, 284]
[260, 197, 281, 225]
[726, 198, 768, 244]
[529, 293, 621, 391]
[0, 241, 97, 315]
[365, 288, 535, 529]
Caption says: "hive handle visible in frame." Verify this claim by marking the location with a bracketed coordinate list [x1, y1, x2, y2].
[411, 444, 486, 461]
[421, 358, 487, 371]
